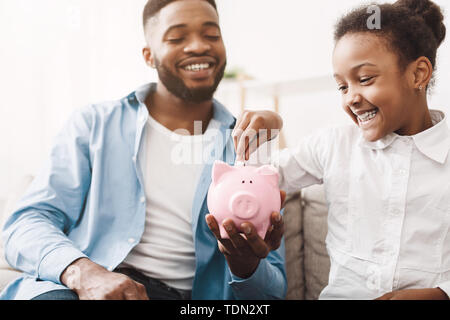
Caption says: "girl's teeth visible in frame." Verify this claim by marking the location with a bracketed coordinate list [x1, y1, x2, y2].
[358, 110, 378, 122]
[184, 63, 210, 71]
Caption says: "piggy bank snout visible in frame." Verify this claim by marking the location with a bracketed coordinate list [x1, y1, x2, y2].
[229, 192, 260, 220]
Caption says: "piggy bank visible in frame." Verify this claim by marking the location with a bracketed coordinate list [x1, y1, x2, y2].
[207, 160, 281, 239]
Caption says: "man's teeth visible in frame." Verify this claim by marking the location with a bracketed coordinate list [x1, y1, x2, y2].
[358, 109, 378, 122]
[184, 63, 210, 71]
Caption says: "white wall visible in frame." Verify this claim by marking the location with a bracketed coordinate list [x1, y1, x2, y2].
[1, 0, 449, 197]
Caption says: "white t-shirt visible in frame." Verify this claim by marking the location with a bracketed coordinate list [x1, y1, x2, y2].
[273, 109, 450, 299]
[119, 113, 221, 290]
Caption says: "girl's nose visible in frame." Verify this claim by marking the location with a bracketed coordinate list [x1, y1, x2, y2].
[345, 89, 363, 108]
[184, 36, 211, 55]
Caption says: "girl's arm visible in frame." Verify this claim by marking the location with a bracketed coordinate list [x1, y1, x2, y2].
[232, 110, 324, 194]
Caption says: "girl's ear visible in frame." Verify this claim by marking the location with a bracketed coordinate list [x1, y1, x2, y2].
[412, 56, 433, 91]
[142, 47, 156, 68]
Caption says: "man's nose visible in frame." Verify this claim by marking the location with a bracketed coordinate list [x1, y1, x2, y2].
[184, 36, 211, 54]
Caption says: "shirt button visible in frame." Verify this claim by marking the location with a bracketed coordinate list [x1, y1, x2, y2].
[140, 197, 145, 203]
[128, 238, 136, 244]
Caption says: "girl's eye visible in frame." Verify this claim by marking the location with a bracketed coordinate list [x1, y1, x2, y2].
[360, 77, 374, 84]
[338, 85, 348, 92]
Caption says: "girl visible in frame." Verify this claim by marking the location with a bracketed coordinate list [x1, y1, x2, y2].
[233, 0, 449, 300]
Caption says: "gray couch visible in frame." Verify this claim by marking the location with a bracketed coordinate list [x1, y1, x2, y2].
[284, 185, 330, 300]
[0, 176, 331, 299]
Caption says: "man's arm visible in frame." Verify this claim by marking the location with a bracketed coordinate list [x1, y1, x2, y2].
[2, 107, 148, 300]
[2, 107, 93, 284]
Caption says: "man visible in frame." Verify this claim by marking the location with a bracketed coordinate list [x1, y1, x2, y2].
[0, 0, 286, 300]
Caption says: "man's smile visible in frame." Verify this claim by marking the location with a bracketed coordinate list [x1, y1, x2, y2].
[178, 56, 218, 80]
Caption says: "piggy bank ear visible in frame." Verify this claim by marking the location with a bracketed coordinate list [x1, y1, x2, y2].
[256, 165, 279, 187]
[212, 160, 233, 184]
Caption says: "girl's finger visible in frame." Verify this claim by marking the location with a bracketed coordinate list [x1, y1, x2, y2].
[237, 127, 258, 161]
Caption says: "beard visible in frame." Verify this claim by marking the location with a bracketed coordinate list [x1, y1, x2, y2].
[154, 57, 226, 103]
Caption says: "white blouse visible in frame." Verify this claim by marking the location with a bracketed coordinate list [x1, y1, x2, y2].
[274, 110, 450, 299]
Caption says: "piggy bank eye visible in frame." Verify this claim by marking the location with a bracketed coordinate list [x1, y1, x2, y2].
[242, 180, 245, 184]
[250, 180, 253, 184]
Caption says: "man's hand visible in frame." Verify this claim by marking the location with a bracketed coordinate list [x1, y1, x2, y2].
[205, 190, 286, 279]
[375, 288, 449, 300]
[232, 110, 283, 161]
[61, 258, 149, 300]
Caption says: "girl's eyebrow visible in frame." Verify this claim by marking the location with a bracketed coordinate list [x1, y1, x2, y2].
[351, 62, 377, 71]
[333, 62, 377, 78]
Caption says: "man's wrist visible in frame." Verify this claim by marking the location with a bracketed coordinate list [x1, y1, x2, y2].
[227, 257, 260, 279]
[61, 257, 105, 290]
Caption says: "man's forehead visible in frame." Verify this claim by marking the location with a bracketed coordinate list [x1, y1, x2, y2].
[146, 0, 219, 34]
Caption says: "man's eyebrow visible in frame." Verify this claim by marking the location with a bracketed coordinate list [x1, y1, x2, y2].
[203, 21, 220, 29]
[163, 21, 221, 37]
[163, 24, 188, 38]
[333, 63, 377, 78]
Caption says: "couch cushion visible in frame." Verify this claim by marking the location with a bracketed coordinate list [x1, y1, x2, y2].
[283, 192, 305, 300]
[302, 184, 330, 300]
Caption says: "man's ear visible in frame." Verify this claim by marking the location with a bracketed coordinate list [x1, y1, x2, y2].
[142, 47, 155, 68]
[412, 56, 433, 91]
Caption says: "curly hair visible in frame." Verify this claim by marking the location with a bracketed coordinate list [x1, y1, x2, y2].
[143, 0, 217, 29]
[334, 0, 446, 74]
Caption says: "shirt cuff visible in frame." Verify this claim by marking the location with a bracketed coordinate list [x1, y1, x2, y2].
[38, 246, 88, 285]
[437, 281, 450, 299]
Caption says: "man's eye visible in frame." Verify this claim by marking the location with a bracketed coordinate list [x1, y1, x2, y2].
[205, 35, 220, 41]
[167, 38, 183, 43]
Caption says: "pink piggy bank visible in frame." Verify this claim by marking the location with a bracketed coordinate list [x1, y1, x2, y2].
[207, 160, 281, 239]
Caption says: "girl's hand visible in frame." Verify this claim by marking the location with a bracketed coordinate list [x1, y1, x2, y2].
[375, 288, 449, 300]
[232, 110, 283, 161]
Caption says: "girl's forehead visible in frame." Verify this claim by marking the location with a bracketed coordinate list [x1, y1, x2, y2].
[335, 33, 385, 56]
[332, 33, 397, 71]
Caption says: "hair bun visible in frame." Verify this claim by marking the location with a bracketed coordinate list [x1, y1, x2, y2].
[395, 0, 446, 46]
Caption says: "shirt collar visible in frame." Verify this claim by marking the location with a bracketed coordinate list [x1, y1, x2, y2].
[413, 110, 450, 164]
[131, 82, 236, 129]
[358, 109, 450, 164]
[357, 131, 397, 151]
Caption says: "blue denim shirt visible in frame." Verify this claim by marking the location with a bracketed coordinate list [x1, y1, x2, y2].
[0, 83, 287, 300]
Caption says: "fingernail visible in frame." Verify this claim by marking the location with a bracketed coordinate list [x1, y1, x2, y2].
[224, 224, 232, 232]
[243, 225, 251, 235]
[275, 213, 281, 222]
